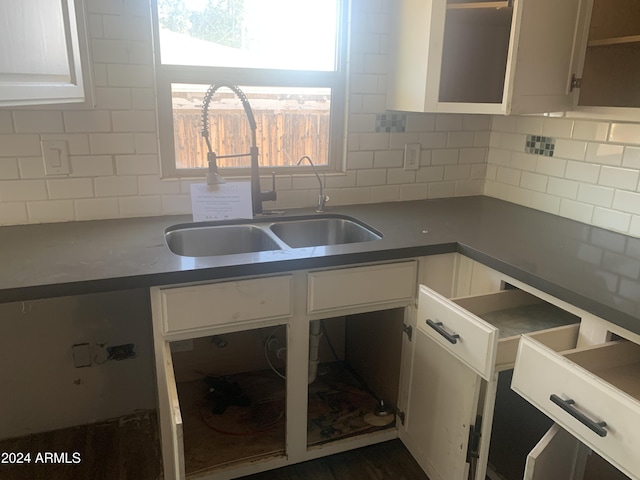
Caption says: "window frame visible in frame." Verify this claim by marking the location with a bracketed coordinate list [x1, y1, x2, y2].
[151, 0, 350, 179]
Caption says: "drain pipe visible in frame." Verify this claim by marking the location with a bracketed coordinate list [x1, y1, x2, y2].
[308, 320, 322, 384]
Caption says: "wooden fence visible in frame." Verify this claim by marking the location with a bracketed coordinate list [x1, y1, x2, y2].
[173, 109, 331, 169]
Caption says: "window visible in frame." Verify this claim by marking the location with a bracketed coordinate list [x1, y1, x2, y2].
[152, 0, 349, 178]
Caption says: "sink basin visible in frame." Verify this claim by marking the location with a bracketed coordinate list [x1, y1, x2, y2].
[269, 217, 381, 248]
[165, 215, 382, 257]
[165, 224, 282, 257]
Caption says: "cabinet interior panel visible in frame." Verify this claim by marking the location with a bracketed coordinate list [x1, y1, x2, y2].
[488, 370, 555, 480]
[583, 450, 632, 480]
[579, 43, 640, 107]
[588, 0, 640, 41]
[565, 341, 640, 402]
[439, 7, 512, 104]
[171, 326, 288, 474]
[307, 311, 403, 448]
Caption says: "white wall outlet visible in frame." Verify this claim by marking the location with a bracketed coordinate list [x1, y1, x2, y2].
[403, 143, 420, 171]
[170, 339, 194, 353]
[41, 139, 70, 175]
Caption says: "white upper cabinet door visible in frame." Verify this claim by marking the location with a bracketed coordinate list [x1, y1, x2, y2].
[388, 0, 585, 115]
[0, 0, 86, 107]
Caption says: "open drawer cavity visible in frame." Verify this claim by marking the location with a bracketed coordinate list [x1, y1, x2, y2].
[418, 286, 581, 379]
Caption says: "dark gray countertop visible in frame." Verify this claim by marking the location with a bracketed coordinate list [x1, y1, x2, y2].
[1, 196, 639, 334]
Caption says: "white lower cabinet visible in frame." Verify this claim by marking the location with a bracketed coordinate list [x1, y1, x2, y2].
[151, 253, 637, 480]
[150, 260, 418, 480]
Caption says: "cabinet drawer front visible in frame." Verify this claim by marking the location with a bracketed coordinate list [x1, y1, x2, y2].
[307, 261, 417, 314]
[512, 336, 640, 479]
[418, 285, 498, 380]
[161, 275, 292, 335]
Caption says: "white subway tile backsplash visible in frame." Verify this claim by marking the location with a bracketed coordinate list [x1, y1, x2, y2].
[324, 171, 357, 189]
[47, 178, 94, 200]
[360, 94, 386, 113]
[70, 156, 115, 177]
[592, 207, 631, 233]
[119, 196, 162, 217]
[542, 118, 573, 138]
[387, 168, 415, 184]
[356, 169, 387, 186]
[13, 112, 64, 134]
[406, 114, 435, 133]
[75, 198, 119, 220]
[348, 114, 377, 133]
[0, 180, 47, 201]
[427, 181, 455, 199]
[133, 133, 159, 154]
[516, 116, 543, 135]
[559, 199, 594, 223]
[0, 135, 41, 157]
[609, 123, 640, 145]
[370, 185, 400, 202]
[18, 157, 46, 179]
[613, 190, 640, 215]
[599, 166, 639, 191]
[622, 147, 640, 169]
[92, 39, 129, 64]
[0, 203, 27, 225]
[27, 200, 75, 223]
[359, 133, 390, 150]
[455, 179, 483, 196]
[161, 194, 191, 215]
[0, 111, 13, 134]
[510, 152, 537, 172]
[447, 131, 475, 148]
[462, 115, 491, 131]
[572, 121, 609, 142]
[565, 161, 600, 183]
[536, 156, 566, 177]
[496, 167, 521, 186]
[389, 133, 420, 149]
[444, 164, 471, 181]
[487, 149, 511, 167]
[586, 143, 624, 166]
[419, 132, 448, 149]
[112, 111, 156, 133]
[95, 87, 136, 110]
[340, 187, 371, 204]
[346, 152, 374, 170]
[41, 134, 91, 155]
[94, 176, 138, 197]
[63, 111, 112, 133]
[373, 150, 403, 168]
[115, 155, 159, 175]
[529, 191, 560, 215]
[431, 149, 459, 166]
[0, 159, 19, 180]
[547, 177, 579, 199]
[138, 176, 180, 195]
[90, 133, 136, 155]
[435, 114, 462, 132]
[577, 184, 614, 208]
[521, 172, 547, 192]
[416, 166, 444, 183]
[107, 64, 154, 88]
[474, 131, 491, 147]
[554, 139, 587, 161]
[500, 133, 528, 152]
[459, 148, 486, 164]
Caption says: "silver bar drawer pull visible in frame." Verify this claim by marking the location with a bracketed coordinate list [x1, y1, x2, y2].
[426, 319, 460, 344]
[550, 394, 607, 437]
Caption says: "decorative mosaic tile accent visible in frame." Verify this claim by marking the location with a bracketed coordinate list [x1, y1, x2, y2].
[376, 113, 407, 133]
[525, 135, 555, 157]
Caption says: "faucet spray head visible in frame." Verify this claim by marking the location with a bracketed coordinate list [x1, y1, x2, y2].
[206, 152, 226, 185]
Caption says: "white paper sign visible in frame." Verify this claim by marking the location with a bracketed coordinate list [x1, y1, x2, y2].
[190, 182, 253, 221]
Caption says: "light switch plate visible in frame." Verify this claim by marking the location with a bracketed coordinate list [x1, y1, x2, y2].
[41, 139, 70, 175]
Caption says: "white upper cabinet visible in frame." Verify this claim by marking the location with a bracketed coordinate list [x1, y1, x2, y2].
[387, 0, 585, 115]
[0, 0, 87, 107]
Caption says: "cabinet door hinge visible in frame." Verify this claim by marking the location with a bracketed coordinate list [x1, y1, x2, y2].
[397, 410, 406, 426]
[466, 415, 483, 463]
[570, 74, 582, 92]
[402, 324, 413, 341]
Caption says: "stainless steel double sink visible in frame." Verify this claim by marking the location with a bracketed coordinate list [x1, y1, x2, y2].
[165, 214, 382, 257]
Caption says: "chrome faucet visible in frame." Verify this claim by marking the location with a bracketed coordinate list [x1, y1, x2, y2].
[201, 83, 276, 215]
[297, 155, 329, 213]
